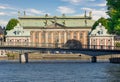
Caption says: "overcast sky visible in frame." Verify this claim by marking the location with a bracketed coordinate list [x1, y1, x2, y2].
[0, 0, 108, 26]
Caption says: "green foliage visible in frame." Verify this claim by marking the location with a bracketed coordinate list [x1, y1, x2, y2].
[115, 42, 120, 47]
[92, 17, 108, 30]
[6, 53, 15, 60]
[6, 18, 19, 30]
[6, 53, 14, 57]
[64, 39, 82, 49]
[106, 0, 120, 35]
[114, 25, 120, 35]
[107, 18, 114, 34]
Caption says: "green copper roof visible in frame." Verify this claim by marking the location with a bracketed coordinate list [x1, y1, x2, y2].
[18, 15, 95, 28]
[6, 24, 30, 37]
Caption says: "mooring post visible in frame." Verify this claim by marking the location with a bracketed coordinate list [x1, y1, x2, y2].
[19, 51, 28, 63]
[25, 53, 28, 63]
[91, 56, 97, 63]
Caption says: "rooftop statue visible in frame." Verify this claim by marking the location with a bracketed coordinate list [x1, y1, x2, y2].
[89, 11, 92, 17]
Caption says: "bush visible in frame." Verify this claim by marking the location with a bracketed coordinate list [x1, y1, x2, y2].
[6, 53, 15, 58]
[115, 42, 120, 47]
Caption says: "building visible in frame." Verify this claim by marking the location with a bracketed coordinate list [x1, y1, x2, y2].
[114, 36, 120, 49]
[89, 23, 114, 49]
[0, 26, 5, 45]
[114, 36, 120, 43]
[6, 23, 30, 46]
[18, 13, 95, 48]
[0, 26, 6, 56]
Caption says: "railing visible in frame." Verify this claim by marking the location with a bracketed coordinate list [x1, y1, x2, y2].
[0, 42, 120, 50]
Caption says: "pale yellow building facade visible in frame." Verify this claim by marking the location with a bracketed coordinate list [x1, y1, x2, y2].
[18, 14, 95, 48]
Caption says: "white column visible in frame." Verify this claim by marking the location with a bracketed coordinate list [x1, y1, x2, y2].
[20, 54, 26, 63]
[112, 37, 114, 49]
[19, 53, 28, 63]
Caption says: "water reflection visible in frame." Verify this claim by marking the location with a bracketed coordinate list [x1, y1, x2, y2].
[106, 64, 120, 82]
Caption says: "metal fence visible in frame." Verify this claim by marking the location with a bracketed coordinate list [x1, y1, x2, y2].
[0, 42, 120, 50]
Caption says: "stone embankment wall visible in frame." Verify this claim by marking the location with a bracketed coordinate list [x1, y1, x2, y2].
[0, 52, 120, 62]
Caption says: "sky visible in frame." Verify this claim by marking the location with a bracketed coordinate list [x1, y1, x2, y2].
[0, 0, 108, 26]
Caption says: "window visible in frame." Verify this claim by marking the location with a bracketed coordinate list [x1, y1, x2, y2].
[107, 39, 111, 49]
[80, 33, 83, 39]
[30, 31, 33, 40]
[41, 31, 45, 44]
[54, 32, 59, 43]
[67, 32, 71, 40]
[98, 29, 103, 35]
[107, 39, 111, 45]
[93, 39, 96, 45]
[42, 32, 45, 39]
[48, 32, 51, 39]
[73, 32, 77, 39]
[100, 39, 104, 45]
[61, 32, 64, 43]
[97, 31, 100, 35]
[35, 32, 39, 39]
[61, 32, 64, 38]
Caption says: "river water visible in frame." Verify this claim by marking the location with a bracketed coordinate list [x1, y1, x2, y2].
[0, 61, 120, 82]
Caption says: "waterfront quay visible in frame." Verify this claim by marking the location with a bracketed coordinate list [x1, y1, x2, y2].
[0, 50, 120, 63]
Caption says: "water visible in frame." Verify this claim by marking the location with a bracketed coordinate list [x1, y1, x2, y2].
[0, 61, 120, 82]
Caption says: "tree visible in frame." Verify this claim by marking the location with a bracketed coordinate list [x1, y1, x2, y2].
[114, 19, 120, 35]
[92, 17, 109, 30]
[6, 18, 19, 30]
[64, 39, 82, 49]
[106, 0, 120, 35]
